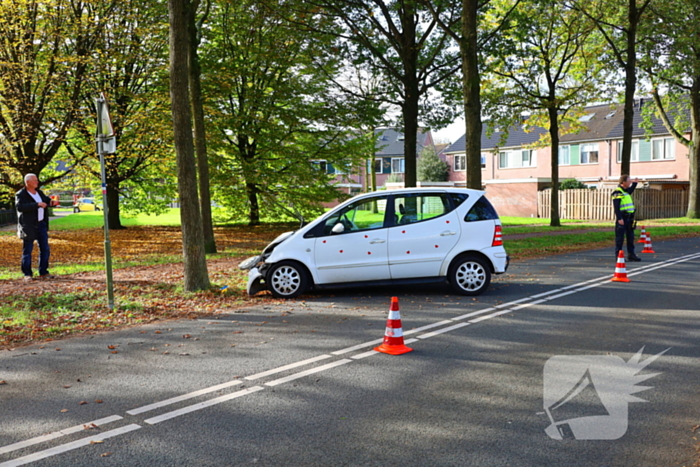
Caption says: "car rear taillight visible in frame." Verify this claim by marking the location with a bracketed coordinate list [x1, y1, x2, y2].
[492, 225, 503, 247]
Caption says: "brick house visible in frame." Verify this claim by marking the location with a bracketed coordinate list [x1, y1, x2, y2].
[442, 100, 691, 217]
[321, 127, 436, 203]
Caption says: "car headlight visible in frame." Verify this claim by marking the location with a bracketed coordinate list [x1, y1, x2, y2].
[239, 255, 262, 270]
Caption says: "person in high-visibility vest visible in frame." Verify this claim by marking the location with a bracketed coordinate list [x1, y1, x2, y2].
[611, 174, 641, 261]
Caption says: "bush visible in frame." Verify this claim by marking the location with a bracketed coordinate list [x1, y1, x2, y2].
[417, 147, 449, 182]
[559, 178, 588, 190]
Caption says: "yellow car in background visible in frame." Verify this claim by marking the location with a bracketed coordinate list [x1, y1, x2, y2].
[73, 198, 101, 213]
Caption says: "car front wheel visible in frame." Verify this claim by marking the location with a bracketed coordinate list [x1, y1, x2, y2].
[267, 261, 310, 299]
[449, 255, 491, 296]
[73, 207, 79, 213]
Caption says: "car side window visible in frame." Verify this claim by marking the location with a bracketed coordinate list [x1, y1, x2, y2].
[464, 196, 499, 221]
[392, 194, 450, 225]
[321, 197, 388, 235]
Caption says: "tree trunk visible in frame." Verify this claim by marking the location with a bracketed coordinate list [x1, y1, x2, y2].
[188, 2, 216, 254]
[168, 0, 210, 292]
[548, 106, 561, 226]
[106, 181, 123, 229]
[403, 97, 419, 188]
[688, 78, 700, 218]
[462, 0, 483, 190]
[620, 0, 638, 177]
[246, 181, 260, 226]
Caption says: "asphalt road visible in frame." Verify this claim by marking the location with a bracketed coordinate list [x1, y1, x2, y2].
[1, 237, 699, 466]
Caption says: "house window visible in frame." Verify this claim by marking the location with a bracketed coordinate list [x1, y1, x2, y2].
[391, 158, 405, 174]
[481, 153, 487, 169]
[559, 146, 570, 165]
[454, 154, 466, 171]
[498, 149, 537, 168]
[580, 143, 599, 164]
[616, 140, 639, 163]
[374, 158, 382, 174]
[651, 137, 675, 160]
[312, 160, 328, 173]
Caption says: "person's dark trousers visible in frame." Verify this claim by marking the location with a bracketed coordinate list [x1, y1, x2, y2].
[21, 221, 50, 277]
[614, 216, 636, 256]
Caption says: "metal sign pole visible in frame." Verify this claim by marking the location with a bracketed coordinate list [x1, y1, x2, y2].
[95, 96, 115, 310]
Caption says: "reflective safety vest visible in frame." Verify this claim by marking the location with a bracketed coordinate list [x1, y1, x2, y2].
[612, 187, 635, 213]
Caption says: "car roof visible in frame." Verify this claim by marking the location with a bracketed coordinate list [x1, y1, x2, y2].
[351, 187, 485, 200]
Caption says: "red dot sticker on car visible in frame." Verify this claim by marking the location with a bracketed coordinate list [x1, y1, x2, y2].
[367, 252, 371, 255]
[435, 245, 439, 248]
[339, 250, 343, 253]
[402, 230, 406, 234]
[406, 251, 410, 254]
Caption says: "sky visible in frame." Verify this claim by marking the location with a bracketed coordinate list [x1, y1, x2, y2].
[432, 117, 465, 145]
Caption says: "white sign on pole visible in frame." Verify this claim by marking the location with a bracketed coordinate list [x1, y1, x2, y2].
[97, 92, 114, 137]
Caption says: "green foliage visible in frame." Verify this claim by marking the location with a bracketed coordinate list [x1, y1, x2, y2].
[559, 178, 588, 190]
[202, 0, 372, 224]
[386, 173, 404, 184]
[417, 147, 449, 182]
[0, 0, 115, 197]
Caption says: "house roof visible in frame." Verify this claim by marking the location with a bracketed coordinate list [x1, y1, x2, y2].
[375, 127, 431, 157]
[444, 122, 542, 154]
[443, 99, 682, 154]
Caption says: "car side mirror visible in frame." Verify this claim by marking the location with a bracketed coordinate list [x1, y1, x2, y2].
[331, 223, 345, 234]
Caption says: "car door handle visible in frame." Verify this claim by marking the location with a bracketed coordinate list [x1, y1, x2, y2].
[369, 239, 386, 244]
[440, 231, 456, 236]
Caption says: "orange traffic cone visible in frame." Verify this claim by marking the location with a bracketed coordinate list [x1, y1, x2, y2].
[374, 297, 413, 355]
[638, 226, 648, 244]
[641, 233, 656, 253]
[611, 250, 630, 282]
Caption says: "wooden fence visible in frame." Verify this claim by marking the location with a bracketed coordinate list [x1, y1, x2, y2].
[538, 189, 689, 220]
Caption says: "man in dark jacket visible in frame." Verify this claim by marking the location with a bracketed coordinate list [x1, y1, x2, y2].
[15, 174, 59, 280]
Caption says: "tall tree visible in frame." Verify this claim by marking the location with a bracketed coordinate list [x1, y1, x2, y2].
[640, 0, 700, 218]
[69, 0, 173, 229]
[304, 0, 462, 187]
[0, 0, 114, 197]
[424, 0, 521, 189]
[188, 0, 216, 253]
[572, 0, 654, 176]
[168, 0, 210, 291]
[485, 0, 603, 226]
[203, 0, 372, 225]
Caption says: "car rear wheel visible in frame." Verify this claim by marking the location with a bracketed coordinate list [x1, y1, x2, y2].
[267, 261, 310, 299]
[449, 255, 491, 296]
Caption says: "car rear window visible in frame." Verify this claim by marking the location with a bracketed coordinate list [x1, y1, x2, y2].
[464, 196, 499, 221]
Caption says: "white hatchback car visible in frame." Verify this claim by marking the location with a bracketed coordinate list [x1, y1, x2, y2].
[240, 188, 509, 298]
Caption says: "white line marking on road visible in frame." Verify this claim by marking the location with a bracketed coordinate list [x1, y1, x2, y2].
[452, 307, 496, 321]
[352, 350, 379, 360]
[0, 424, 141, 467]
[0, 415, 123, 455]
[494, 297, 532, 309]
[127, 380, 245, 415]
[404, 320, 453, 335]
[469, 309, 513, 323]
[245, 355, 332, 380]
[417, 322, 470, 339]
[265, 360, 352, 387]
[144, 387, 265, 425]
[331, 339, 384, 355]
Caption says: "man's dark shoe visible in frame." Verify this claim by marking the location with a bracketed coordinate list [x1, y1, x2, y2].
[628, 254, 641, 262]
